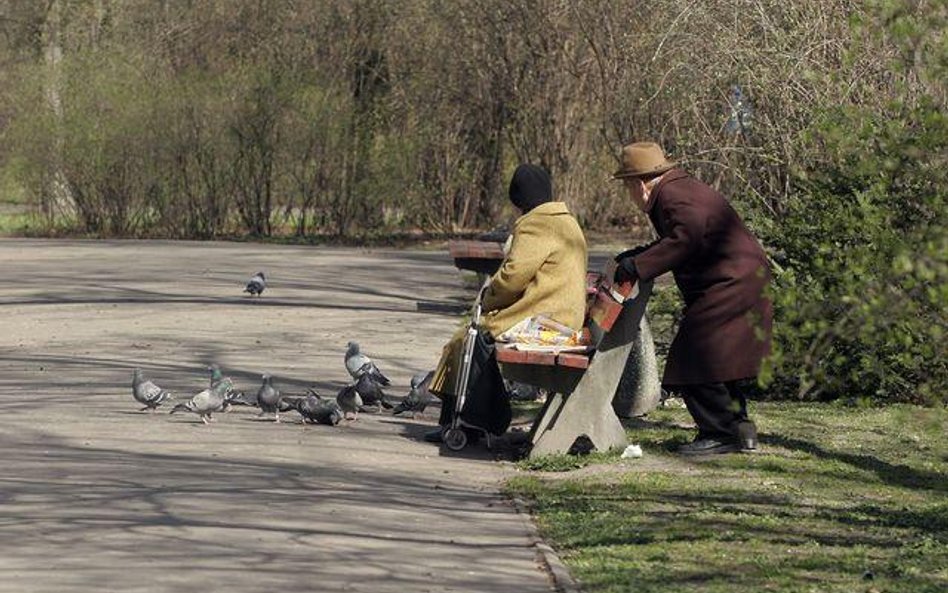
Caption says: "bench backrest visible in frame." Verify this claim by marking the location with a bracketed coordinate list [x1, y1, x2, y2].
[448, 240, 505, 260]
[584, 260, 639, 349]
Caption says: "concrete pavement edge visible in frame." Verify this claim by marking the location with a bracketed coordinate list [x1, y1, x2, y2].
[510, 496, 582, 593]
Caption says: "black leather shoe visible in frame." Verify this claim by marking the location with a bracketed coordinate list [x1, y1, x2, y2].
[737, 421, 758, 451]
[678, 437, 742, 456]
[423, 428, 444, 443]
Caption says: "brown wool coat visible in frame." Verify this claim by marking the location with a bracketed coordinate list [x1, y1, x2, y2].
[430, 201, 588, 396]
[632, 170, 773, 386]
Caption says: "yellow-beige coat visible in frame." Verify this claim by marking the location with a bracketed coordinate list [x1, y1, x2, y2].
[431, 201, 588, 396]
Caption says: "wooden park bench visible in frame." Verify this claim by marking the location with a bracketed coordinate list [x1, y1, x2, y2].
[416, 240, 507, 315]
[448, 240, 506, 277]
[495, 261, 654, 458]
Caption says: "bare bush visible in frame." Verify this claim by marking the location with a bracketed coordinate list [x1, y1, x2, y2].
[0, 0, 939, 237]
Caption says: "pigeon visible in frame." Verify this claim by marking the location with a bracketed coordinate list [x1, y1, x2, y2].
[244, 271, 266, 297]
[208, 364, 233, 391]
[336, 383, 363, 421]
[170, 381, 229, 424]
[225, 390, 257, 407]
[208, 364, 242, 410]
[292, 393, 344, 426]
[256, 373, 284, 422]
[354, 373, 393, 412]
[344, 341, 390, 386]
[393, 370, 434, 418]
[278, 396, 302, 412]
[280, 389, 324, 413]
[131, 369, 172, 412]
[507, 380, 541, 402]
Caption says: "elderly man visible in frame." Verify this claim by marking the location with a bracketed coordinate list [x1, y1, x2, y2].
[613, 142, 772, 455]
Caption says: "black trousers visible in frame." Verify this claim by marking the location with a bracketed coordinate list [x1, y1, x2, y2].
[678, 381, 755, 441]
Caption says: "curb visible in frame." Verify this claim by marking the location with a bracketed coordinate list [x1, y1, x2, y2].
[510, 495, 582, 593]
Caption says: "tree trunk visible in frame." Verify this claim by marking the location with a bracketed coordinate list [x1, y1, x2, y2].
[42, 0, 75, 220]
[91, 0, 108, 46]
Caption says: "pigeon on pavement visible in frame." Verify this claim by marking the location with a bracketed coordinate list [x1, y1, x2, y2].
[354, 373, 393, 412]
[507, 380, 541, 402]
[131, 369, 172, 412]
[208, 364, 242, 410]
[336, 383, 363, 421]
[293, 393, 344, 426]
[393, 370, 434, 418]
[256, 374, 284, 422]
[225, 390, 257, 407]
[170, 381, 229, 424]
[279, 396, 301, 412]
[344, 341, 390, 386]
[208, 364, 233, 391]
[244, 271, 266, 297]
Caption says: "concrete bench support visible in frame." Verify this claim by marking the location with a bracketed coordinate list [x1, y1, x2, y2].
[612, 317, 662, 418]
[499, 279, 653, 458]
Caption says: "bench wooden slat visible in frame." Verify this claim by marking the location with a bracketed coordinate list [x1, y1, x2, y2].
[495, 347, 592, 368]
[495, 261, 640, 372]
[586, 260, 637, 337]
[449, 240, 506, 276]
[448, 240, 505, 260]
[556, 353, 590, 369]
[495, 348, 557, 366]
[587, 291, 625, 332]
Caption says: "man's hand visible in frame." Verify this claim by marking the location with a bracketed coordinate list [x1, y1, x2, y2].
[614, 241, 656, 262]
[614, 258, 638, 285]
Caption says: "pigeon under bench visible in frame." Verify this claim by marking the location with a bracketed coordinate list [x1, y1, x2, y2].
[496, 261, 654, 458]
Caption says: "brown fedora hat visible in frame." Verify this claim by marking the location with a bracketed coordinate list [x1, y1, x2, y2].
[612, 142, 676, 179]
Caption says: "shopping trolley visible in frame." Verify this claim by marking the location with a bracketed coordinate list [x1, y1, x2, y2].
[442, 287, 510, 451]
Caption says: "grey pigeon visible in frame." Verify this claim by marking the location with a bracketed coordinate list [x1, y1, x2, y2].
[208, 364, 241, 411]
[507, 380, 541, 402]
[393, 370, 434, 418]
[293, 393, 344, 426]
[225, 390, 257, 407]
[170, 381, 229, 424]
[278, 396, 301, 413]
[344, 341, 390, 386]
[244, 271, 266, 297]
[208, 364, 233, 392]
[131, 369, 172, 412]
[354, 373, 393, 412]
[336, 383, 363, 421]
[256, 374, 284, 422]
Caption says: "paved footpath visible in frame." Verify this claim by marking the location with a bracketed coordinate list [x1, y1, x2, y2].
[0, 239, 561, 593]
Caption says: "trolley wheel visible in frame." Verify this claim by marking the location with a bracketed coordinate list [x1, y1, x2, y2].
[443, 427, 468, 451]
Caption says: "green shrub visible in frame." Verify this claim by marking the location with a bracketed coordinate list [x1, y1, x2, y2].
[760, 102, 946, 405]
[749, 2, 948, 405]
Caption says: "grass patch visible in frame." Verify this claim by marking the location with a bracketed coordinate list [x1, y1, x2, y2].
[0, 169, 34, 236]
[0, 211, 38, 236]
[511, 398, 544, 421]
[506, 402, 947, 593]
[519, 449, 621, 472]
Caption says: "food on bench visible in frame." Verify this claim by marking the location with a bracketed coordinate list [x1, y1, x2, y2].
[497, 314, 589, 349]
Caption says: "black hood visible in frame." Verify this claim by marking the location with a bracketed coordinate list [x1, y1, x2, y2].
[508, 164, 552, 214]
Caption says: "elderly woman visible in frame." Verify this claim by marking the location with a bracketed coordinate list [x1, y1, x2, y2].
[426, 164, 587, 442]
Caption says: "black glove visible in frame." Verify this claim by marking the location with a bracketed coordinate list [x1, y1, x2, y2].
[613, 257, 638, 284]
[614, 241, 656, 262]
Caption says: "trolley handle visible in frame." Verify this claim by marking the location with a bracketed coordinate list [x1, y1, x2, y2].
[470, 283, 489, 326]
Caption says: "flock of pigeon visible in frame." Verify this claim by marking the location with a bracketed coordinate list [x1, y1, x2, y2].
[129, 271, 434, 427]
